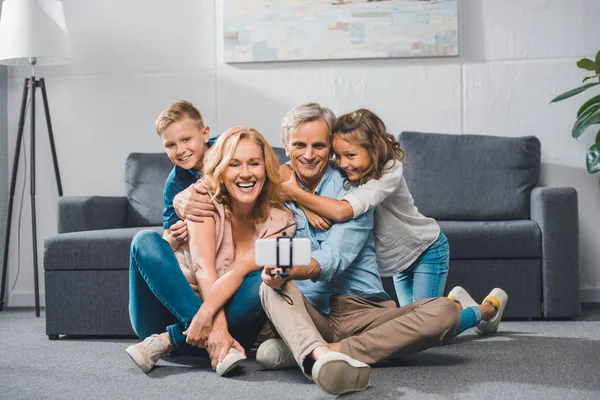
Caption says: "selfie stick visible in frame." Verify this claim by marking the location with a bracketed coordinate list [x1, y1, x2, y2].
[268, 232, 293, 278]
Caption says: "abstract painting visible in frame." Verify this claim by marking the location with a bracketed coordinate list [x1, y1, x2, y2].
[223, 0, 458, 63]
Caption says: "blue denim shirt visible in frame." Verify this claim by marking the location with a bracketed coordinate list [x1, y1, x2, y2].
[162, 136, 218, 230]
[287, 165, 390, 314]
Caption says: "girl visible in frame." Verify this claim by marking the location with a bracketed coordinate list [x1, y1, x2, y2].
[280, 109, 507, 337]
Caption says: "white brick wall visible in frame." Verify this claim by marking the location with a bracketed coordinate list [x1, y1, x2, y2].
[5, 0, 600, 305]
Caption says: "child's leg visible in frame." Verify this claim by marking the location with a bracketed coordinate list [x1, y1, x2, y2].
[392, 268, 415, 306]
[404, 232, 450, 302]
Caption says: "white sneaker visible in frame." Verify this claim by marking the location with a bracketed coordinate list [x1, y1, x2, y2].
[256, 339, 297, 370]
[216, 348, 246, 376]
[475, 288, 509, 335]
[311, 352, 371, 395]
[125, 334, 172, 373]
[448, 286, 478, 309]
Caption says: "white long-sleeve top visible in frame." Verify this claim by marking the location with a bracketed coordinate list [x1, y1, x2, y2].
[343, 160, 440, 277]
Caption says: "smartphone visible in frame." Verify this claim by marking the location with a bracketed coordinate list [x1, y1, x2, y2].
[255, 237, 311, 266]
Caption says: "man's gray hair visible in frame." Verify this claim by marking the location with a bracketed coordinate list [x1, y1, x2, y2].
[281, 103, 336, 144]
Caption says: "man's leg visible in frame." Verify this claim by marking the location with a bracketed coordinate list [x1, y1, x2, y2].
[259, 280, 334, 372]
[334, 296, 460, 364]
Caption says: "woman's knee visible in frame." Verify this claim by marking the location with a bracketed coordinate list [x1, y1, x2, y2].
[131, 230, 162, 256]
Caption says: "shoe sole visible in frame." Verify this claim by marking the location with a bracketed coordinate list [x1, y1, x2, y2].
[216, 352, 246, 376]
[125, 345, 152, 373]
[448, 286, 478, 309]
[313, 357, 371, 395]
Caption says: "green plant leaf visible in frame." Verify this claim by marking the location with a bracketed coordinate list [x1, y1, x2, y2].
[587, 143, 600, 173]
[577, 94, 600, 118]
[577, 58, 599, 72]
[583, 74, 600, 82]
[572, 106, 600, 138]
[596, 51, 600, 67]
[551, 82, 600, 103]
[596, 127, 600, 144]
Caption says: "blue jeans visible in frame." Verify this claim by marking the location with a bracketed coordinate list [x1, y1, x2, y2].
[128, 230, 266, 356]
[393, 231, 449, 307]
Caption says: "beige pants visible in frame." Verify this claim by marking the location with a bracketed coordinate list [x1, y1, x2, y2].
[259, 280, 460, 371]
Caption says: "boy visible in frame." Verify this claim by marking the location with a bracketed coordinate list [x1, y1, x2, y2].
[155, 100, 216, 251]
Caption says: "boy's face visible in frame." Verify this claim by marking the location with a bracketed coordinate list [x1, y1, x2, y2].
[160, 117, 210, 172]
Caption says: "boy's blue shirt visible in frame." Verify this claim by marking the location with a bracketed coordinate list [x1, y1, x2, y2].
[162, 136, 218, 230]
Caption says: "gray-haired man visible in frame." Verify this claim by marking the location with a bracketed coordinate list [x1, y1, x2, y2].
[257, 103, 460, 395]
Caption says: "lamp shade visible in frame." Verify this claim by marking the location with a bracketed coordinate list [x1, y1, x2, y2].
[0, 0, 71, 66]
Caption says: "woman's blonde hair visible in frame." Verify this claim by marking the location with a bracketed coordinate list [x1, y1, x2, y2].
[333, 109, 404, 187]
[201, 126, 283, 223]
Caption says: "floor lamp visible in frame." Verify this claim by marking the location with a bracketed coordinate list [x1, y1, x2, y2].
[0, 0, 71, 316]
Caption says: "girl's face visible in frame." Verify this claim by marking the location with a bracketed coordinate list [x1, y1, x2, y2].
[222, 138, 266, 209]
[332, 136, 371, 182]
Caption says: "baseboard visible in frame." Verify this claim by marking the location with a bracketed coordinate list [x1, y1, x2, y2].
[580, 287, 600, 303]
[4, 291, 46, 308]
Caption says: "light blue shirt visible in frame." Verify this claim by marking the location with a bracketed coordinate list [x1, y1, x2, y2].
[287, 164, 390, 313]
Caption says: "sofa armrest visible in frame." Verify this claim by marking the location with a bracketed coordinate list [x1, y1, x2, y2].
[58, 196, 128, 233]
[530, 187, 580, 318]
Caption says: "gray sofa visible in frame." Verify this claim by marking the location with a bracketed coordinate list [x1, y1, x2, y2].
[44, 132, 579, 339]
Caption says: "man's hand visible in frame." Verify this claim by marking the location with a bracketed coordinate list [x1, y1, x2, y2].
[261, 265, 289, 289]
[183, 307, 214, 348]
[206, 328, 246, 370]
[173, 182, 215, 223]
[300, 206, 333, 232]
[169, 220, 188, 243]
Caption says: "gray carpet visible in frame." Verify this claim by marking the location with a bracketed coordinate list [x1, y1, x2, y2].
[1, 307, 600, 400]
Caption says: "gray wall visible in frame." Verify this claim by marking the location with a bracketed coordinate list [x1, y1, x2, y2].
[0, 65, 6, 298]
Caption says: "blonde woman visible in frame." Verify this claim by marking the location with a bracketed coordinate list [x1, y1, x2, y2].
[127, 127, 295, 375]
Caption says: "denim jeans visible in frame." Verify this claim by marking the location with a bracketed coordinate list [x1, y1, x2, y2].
[392, 231, 449, 307]
[128, 230, 266, 356]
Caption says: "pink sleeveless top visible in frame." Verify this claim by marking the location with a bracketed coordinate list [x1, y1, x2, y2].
[174, 192, 296, 295]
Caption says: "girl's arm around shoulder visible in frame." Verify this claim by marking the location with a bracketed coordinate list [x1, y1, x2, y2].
[343, 160, 403, 218]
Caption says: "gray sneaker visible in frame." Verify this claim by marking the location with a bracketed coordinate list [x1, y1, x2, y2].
[125, 334, 172, 373]
[256, 339, 297, 370]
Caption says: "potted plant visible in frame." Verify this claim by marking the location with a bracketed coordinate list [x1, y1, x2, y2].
[551, 51, 600, 181]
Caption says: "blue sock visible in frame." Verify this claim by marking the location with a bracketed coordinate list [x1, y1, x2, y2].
[448, 306, 481, 340]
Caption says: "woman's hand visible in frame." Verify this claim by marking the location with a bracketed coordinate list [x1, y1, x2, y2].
[173, 182, 216, 223]
[261, 265, 289, 289]
[300, 206, 333, 232]
[183, 307, 214, 347]
[206, 327, 246, 370]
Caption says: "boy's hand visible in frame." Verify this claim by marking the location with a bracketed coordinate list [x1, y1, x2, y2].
[261, 265, 289, 289]
[173, 183, 215, 222]
[169, 220, 188, 243]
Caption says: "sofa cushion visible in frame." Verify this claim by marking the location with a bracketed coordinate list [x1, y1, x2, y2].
[44, 227, 162, 271]
[399, 132, 541, 221]
[438, 220, 541, 259]
[125, 153, 173, 227]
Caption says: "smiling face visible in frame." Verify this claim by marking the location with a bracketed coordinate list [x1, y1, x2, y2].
[222, 138, 266, 211]
[160, 117, 210, 172]
[333, 135, 371, 182]
[284, 119, 331, 191]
